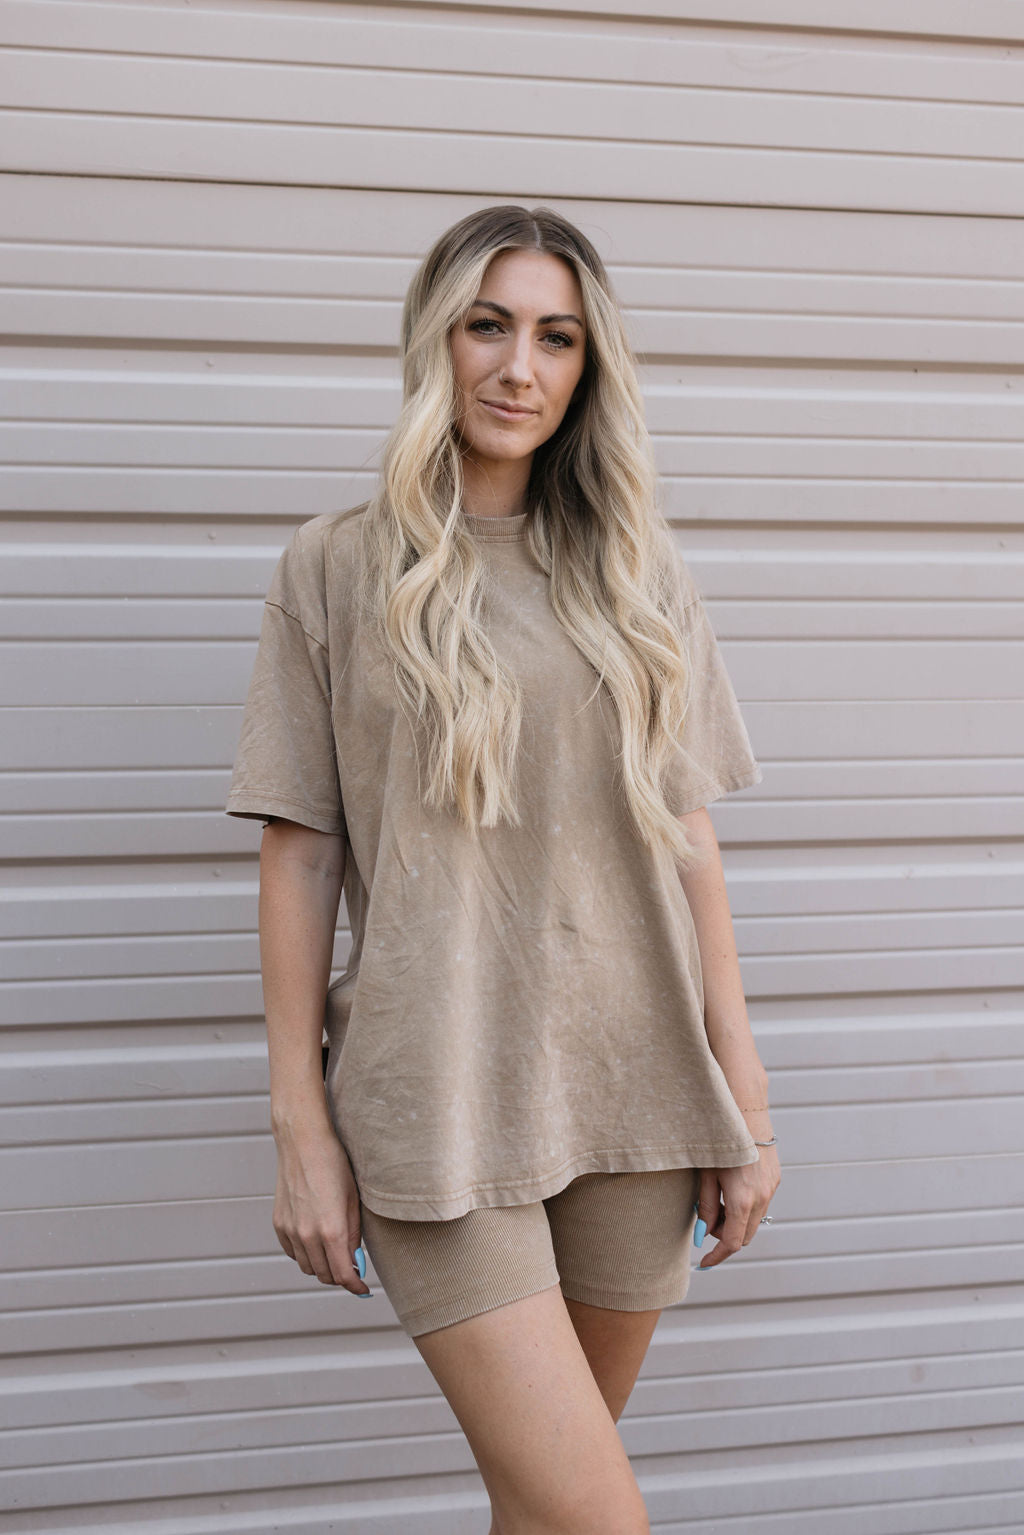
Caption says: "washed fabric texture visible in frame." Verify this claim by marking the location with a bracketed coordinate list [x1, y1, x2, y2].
[226, 504, 764, 1220]
[359, 1167, 702, 1337]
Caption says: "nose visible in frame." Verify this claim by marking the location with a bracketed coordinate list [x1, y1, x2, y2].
[498, 332, 535, 389]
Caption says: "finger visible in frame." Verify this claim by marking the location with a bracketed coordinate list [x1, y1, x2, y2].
[700, 1195, 754, 1269]
[289, 1239, 317, 1279]
[746, 1172, 781, 1245]
[692, 1174, 722, 1267]
[743, 1209, 764, 1248]
[324, 1233, 371, 1295]
[321, 1217, 367, 1290]
[301, 1236, 338, 1286]
[694, 1172, 722, 1232]
[745, 1183, 773, 1246]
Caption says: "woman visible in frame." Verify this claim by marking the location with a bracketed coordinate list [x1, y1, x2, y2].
[227, 204, 780, 1535]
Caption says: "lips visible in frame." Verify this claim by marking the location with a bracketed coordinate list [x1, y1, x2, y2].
[481, 400, 537, 420]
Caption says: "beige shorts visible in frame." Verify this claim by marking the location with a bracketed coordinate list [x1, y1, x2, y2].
[358, 1167, 701, 1338]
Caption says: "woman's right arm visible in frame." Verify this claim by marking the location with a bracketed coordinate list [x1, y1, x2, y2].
[258, 817, 371, 1296]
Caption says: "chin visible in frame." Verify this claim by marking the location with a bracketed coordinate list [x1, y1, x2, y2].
[470, 434, 540, 463]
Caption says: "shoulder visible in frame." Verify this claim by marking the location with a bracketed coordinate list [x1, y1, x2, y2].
[272, 502, 370, 586]
[265, 503, 370, 638]
[285, 502, 370, 568]
[660, 531, 703, 619]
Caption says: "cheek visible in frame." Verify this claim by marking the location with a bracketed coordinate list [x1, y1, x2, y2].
[556, 368, 585, 413]
[449, 336, 477, 388]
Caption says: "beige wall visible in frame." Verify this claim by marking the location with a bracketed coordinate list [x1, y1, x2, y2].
[2, 2, 1022, 1530]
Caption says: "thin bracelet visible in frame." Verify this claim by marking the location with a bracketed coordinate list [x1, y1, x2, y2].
[753, 1134, 778, 1146]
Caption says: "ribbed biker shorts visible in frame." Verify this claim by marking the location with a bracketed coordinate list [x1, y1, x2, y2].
[358, 1167, 701, 1338]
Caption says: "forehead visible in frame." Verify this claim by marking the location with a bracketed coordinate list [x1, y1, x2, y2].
[475, 248, 583, 314]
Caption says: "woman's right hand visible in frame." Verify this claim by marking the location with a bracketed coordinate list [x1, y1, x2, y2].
[271, 1120, 371, 1296]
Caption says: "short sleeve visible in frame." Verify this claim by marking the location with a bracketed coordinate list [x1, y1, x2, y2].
[225, 523, 346, 836]
[663, 560, 763, 817]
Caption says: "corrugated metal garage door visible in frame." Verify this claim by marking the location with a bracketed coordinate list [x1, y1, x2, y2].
[2, 2, 1022, 1530]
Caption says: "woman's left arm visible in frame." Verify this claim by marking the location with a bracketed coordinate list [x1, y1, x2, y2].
[677, 805, 782, 1267]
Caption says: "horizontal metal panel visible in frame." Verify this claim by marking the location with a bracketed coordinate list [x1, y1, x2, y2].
[10, 112, 1020, 217]
[1, 1487, 1022, 1535]
[3, 902, 1022, 984]
[4, 1199, 1024, 1320]
[1, 932, 1021, 1018]
[6, 637, 1024, 706]
[8, 377, 1024, 457]
[346, 0, 1024, 40]
[1, 701, 1020, 768]
[2, 3, 1023, 216]
[2, 6, 1021, 1532]
[2, 1123, 1021, 1251]
[0, 1040, 269, 1103]
[0, 1487, 1022, 1535]
[4, 390, 1022, 476]
[3, 1020, 1021, 1108]
[5, 175, 1024, 366]
[8, 170, 1024, 291]
[4, 1295, 1024, 1527]
[7, 419, 1022, 486]
[7, 46, 1023, 161]
[3, 1053, 1021, 1142]
[2, 755, 1020, 815]
[4, 1117, 1023, 1214]
[2, 1418, 1023, 1525]
[6, 0, 1018, 50]
[1, 783, 1022, 858]
[2, 1005, 1020, 1104]
[3, 1290, 1021, 1428]
[5, 1357, 1023, 1482]
[4, 0, 1024, 95]
[4, 538, 1023, 606]
[7, 464, 1022, 523]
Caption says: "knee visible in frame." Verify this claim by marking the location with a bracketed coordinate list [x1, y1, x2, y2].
[491, 1486, 650, 1535]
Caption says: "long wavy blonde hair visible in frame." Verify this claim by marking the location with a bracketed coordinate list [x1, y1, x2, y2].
[357, 203, 706, 869]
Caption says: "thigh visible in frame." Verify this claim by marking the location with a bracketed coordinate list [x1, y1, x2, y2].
[360, 1199, 650, 1531]
[412, 1283, 650, 1535]
[543, 1168, 700, 1423]
[544, 1166, 701, 1313]
[359, 1197, 561, 1339]
[560, 1294, 662, 1426]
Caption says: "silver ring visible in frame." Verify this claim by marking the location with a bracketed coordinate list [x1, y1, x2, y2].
[759, 1215, 774, 1224]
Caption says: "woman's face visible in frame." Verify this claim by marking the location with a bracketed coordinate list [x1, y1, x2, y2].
[450, 248, 587, 473]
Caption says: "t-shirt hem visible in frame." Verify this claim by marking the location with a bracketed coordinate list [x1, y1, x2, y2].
[226, 788, 346, 837]
[355, 1141, 762, 1221]
[674, 759, 763, 816]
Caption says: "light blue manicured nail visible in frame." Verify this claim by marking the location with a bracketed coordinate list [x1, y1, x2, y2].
[693, 1217, 707, 1248]
[354, 1244, 367, 1278]
[693, 1263, 712, 1273]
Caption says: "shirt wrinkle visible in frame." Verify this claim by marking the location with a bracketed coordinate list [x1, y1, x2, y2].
[265, 598, 329, 654]
[226, 506, 764, 1221]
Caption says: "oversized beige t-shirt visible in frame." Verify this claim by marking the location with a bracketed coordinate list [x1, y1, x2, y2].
[226, 503, 764, 1219]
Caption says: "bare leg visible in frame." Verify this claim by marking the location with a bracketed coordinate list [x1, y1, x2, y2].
[562, 1295, 662, 1424]
[482, 1294, 661, 1532]
[413, 1282, 652, 1535]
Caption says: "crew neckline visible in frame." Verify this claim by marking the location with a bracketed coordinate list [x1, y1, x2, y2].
[460, 509, 530, 542]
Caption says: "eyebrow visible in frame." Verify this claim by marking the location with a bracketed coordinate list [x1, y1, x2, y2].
[469, 299, 584, 329]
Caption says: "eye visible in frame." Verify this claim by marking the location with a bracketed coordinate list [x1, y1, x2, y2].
[467, 319, 576, 350]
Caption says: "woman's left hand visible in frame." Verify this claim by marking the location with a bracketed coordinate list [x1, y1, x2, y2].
[693, 1145, 781, 1270]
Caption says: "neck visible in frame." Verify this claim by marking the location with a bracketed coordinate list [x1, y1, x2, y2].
[460, 455, 531, 519]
